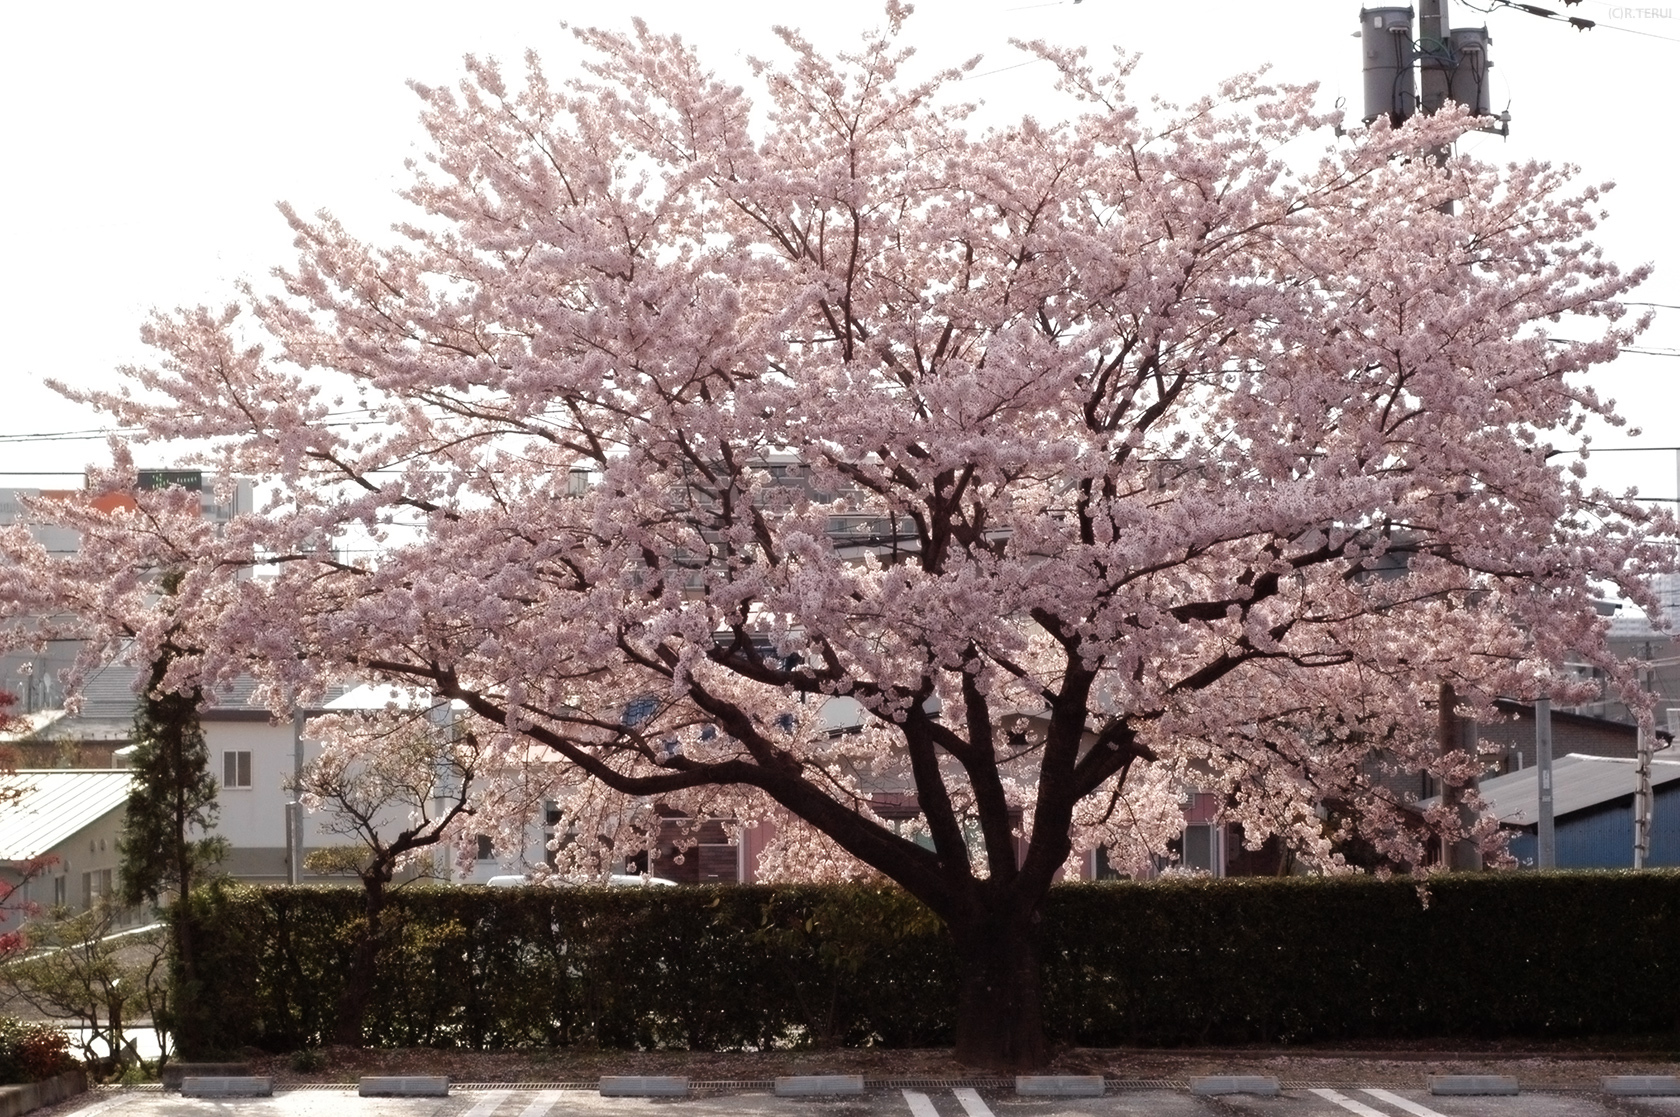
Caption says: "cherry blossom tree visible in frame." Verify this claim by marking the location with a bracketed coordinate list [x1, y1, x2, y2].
[4, 3, 1675, 1067]
[293, 708, 490, 1046]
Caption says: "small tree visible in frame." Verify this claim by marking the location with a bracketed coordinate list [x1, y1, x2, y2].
[293, 706, 488, 1046]
[0, 902, 169, 1074]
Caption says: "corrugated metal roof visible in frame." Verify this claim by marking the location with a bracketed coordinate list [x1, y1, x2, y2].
[1462, 753, 1680, 826]
[0, 770, 133, 861]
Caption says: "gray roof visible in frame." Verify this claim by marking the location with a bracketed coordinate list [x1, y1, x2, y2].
[1457, 753, 1680, 827]
[0, 770, 133, 861]
[37, 651, 357, 741]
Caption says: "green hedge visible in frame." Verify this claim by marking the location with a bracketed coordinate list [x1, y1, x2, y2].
[181, 872, 1680, 1053]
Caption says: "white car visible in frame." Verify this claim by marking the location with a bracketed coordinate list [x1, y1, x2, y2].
[607, 873, 677, 887]
[483, 873, 678, 887]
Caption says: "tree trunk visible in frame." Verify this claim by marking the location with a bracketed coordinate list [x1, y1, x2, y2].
[949, 907, 1048, 1070]
[333, 878, 386, 1047]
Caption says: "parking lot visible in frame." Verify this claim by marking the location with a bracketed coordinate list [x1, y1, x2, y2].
[46, 1084, 1680, 1117]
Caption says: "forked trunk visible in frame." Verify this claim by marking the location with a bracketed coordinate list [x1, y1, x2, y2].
[950, 909, 1048, 1070]
[333, 879, 386, 1046]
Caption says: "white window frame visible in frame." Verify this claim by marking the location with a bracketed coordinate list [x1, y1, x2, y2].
[222, 750, 252, 789]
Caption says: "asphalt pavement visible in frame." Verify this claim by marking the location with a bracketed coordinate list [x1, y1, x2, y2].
[44, 1084, 1680, 1117]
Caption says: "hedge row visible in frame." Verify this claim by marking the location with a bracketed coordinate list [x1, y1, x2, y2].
[181, 872, 1680, 1052]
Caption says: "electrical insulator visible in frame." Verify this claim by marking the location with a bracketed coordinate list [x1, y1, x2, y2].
[1360, 7, 1417, 126]
[1447, 26, 1493, 118]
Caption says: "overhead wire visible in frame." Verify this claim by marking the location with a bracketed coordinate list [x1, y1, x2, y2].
[1471, 0, 1680, 43]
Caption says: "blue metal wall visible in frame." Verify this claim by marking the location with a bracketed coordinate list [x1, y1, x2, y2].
[1508, 784, 1680, 868]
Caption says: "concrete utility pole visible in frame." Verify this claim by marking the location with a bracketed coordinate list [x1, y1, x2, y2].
[1437, 683, 1481, 870]
[1536, 697, 1556, 869]
[1417, 0, 1452, 115]
[1634, 723, 1652, 869]
[289, 706, 306, 885]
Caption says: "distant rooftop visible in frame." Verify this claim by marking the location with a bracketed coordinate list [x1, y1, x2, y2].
[1608, 572, 1680, 639]
[1436, 752, 1680, 828]
[0, 769, 132, 861]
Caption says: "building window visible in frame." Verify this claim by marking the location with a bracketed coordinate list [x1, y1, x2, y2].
[82, 869, 112, 909]
[53, 875, 66, 908]
[223, 750, 252, 789]
[476, 835, 494, 860]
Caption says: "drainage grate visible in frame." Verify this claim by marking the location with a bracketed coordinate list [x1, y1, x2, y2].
[455, 1082, 596, 1090]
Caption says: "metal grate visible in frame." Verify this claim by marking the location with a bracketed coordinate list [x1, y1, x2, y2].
[455, 1082, 596, 1090]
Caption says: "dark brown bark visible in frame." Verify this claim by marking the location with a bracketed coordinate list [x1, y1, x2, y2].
[949, 905, 1047, 1070]
[332, 873, 388, 1047]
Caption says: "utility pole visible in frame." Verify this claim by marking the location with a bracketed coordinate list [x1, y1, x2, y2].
[1634, 722, 1652, 869]
[1536, 697, 1556, 868]
[289, 706, 306, 885]
[1418, 0, 1452, 115]
[1358, 5, 1505, 131]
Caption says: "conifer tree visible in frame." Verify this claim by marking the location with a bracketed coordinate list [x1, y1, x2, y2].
[116, 572, 225, 1056]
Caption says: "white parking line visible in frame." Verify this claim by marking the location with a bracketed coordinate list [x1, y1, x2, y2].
[953, 1087, 996, 1117]
[902, 1088, 943, 1117]
[517, 1089, 566, 1117]
[1363, 1088, 1452, 1117]
[1311, 1088, 1393, 1117]
[461, 1090, 512, 1117]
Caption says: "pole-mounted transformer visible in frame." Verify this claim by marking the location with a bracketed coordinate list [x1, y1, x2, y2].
[1357, 6, 1507, 133]
[1447, 26, 1493, 118]
[1360, 6, 1416, 126]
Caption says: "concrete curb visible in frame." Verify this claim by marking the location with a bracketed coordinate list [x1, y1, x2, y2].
[0, 1069, 88, 1117]
[1429, 1075, 1520, 1095]
[599, 1076, 689, 1097]
[1015, 1075, 1105, 1096]
[1189, 1075, 1280, 1096]
[181, 1077, 274, 1098]
[359, 1076, 450, 1097]
[1603, 1075, 1680, 1096]
[773, 1075, 865, 1096]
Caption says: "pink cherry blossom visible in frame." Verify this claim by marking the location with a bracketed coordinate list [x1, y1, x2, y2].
[4, 6, 1673, 1068]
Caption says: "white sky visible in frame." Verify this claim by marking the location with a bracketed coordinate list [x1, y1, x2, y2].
[2, 0, 1676, 504]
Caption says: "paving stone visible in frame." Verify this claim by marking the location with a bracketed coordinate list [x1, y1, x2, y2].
[359, 1075, 450, 1096]
[1189, 1075, 1280, 1096]
[1015, 1075, 1106, 1096]
[773, 1075, 866, 1095]
[180, 1076, 273, 1097]
[1603, 1075, 1680, 1096]
[1430, 1075, 1521, 1095]
[599, 1075, 690, 1097]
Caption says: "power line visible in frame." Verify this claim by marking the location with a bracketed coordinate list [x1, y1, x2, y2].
[1470, 0, 1680, 42]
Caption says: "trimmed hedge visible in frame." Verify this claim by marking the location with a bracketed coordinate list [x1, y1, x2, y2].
[181, 871, 1680, 1052]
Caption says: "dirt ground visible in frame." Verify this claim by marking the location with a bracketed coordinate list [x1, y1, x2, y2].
[229, 1039, 1680, 1088]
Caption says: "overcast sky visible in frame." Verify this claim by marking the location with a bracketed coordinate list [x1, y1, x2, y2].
[2, 0, 1676, 504]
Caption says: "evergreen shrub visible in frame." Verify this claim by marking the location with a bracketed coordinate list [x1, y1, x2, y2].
[0, 1019, 76, 1084]
[180, 871, 1680, 1051]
